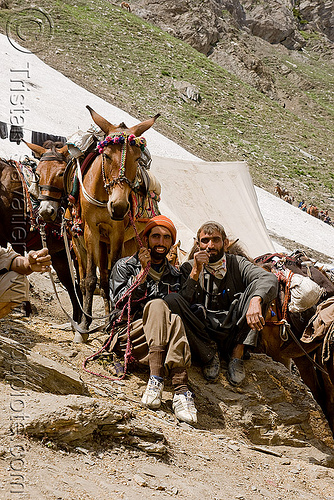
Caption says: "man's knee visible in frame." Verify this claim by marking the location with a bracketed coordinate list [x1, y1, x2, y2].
[163, 292, 185, 312]
[143, 298, 170, 324]
[144, 298, 169, 314]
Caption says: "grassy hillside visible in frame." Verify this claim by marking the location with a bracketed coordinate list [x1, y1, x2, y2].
[1, 0, 334, 210]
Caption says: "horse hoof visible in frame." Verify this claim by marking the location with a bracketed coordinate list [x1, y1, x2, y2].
[73, 331, 89, 344]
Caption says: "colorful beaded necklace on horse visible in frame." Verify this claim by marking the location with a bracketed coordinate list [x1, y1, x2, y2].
[98, 132, 147, 193]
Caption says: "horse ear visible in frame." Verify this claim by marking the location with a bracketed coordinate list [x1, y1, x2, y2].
[23, 141, 46, 158]
[86, 105, 116, 135]
[58, 145, 69, 157]
[129, 113, 160, 137]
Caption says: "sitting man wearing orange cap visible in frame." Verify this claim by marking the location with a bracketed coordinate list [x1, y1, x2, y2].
[109, 215, 197, 425]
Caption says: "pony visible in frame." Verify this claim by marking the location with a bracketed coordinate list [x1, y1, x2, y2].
[307, 205, 319, 218]
[0, 141, 82, 323]
[70, 106, 160, 339]
[283, 194, 294, 204]
[259, 297, 334, 434]
[274, 182, 289, 199]
[121, 1, 131, 11]
[255, 252, 334, 434]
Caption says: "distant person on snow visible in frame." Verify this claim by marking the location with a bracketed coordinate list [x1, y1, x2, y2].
[0, 246, 52, 319]
[163, 221, 278, 386]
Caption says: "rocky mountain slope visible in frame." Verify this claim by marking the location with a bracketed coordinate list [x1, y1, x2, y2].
[1, 0, 334, 211]
[132, 0, 333, 103]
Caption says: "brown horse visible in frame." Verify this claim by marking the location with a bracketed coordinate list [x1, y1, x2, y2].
[255, 253, 334, 434]
[120, 1, 131, 11]
[24, 140, 69, 222]
[71, 106, 160, 339]
[0, 142, 83, 323]
[258, 299, 334, 434]
[274, 182, 289, 199]
[307, 205, 319, 218]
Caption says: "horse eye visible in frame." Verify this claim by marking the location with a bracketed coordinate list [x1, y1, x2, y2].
[58, 172, 64, 177]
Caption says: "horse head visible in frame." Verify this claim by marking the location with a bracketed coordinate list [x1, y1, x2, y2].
[24, 141, 69, 222]
[87, 105, 159, 221]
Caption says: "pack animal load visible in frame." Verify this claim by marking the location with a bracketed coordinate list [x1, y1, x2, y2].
[255, 250, 334, 433]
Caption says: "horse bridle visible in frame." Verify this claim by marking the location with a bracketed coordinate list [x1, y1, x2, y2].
[98, 132, 147, 195]
[37, 152, 68, 204]
[101, 152, 137, 191]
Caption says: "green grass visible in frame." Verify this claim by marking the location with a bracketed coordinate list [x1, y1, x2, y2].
[1, 0, 334, 209]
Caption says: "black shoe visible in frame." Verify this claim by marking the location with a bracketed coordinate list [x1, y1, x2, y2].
[202, 352, 220, 381]
[243, 349, 251, 360]
[227, 358, 245, 386]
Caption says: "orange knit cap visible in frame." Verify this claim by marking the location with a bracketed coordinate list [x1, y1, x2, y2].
[142, 215, 177, 244]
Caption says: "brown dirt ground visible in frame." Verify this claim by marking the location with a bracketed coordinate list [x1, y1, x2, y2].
[1, 272, 334, 500]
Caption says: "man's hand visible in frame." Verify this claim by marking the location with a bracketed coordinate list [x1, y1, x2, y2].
[190, 249, 209, 280]
[246, 296, 265, 330]
[27, 248, 52, 273]
[10, 248, 52, 275]
[138, 247, 151, 270]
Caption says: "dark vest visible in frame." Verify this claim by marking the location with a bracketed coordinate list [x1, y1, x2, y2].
[186, 254, 245, 312]
[205, 254, 244, 311]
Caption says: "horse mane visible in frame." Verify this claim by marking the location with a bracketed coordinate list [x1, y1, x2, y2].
[227, 240, 254, 262]
[42, 140, 65, 150]
[117, 122, 128, 130]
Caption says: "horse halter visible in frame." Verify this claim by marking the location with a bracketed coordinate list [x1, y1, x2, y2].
[37, 152, 68, 203]
[97, 132, 147, 194]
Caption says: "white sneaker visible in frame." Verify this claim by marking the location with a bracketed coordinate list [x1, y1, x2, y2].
[172, 391, 197, 425]
[141, 376, 164, 409]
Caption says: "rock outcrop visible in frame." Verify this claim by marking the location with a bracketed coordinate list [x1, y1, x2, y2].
[0, 336, 89, 396]
[131, 0, 333, 98]
[299, 0, 334, 42]
[131, 0, 320, 54]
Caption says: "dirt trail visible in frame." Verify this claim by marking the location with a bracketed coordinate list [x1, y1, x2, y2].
[1, 272, 334, 500]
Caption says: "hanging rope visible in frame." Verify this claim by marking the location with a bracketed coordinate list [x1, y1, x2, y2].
[265, 269, 328, 375]
[82, 213, 150, 381]
[10, 160, 37, 229]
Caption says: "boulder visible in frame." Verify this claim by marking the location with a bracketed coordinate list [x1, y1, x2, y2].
[240, 0, 306, 50]
[0, 389, 167, 453]
[0, 335, 89, 395]
[299, 0, 334, 41]
[189, 354, 334, 451]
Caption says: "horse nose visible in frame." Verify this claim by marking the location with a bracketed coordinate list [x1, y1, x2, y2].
[108, 200, 130, 221]
[38, 204, 55, 221]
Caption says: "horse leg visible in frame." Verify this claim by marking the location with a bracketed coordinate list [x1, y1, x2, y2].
[50, 249, 83, 324]
[257, 325, 292, 369]
[316, 349, 334, 434]
[319, 371, 334, 434]
[294, 355, 324, 406]
[99, 240, 111, 315]
[77, 227, 99, 335]
[294, 353, 334, 434]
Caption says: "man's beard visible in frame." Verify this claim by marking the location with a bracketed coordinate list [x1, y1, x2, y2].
[150, 245, 169, 261]
[208, 247, 225, 263]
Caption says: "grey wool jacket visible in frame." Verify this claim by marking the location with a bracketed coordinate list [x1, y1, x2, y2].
[179, 254, 279, 313]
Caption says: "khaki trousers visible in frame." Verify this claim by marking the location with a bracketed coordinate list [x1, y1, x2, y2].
[0, 272, 29, 318]
[117, 298, 191, 374]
